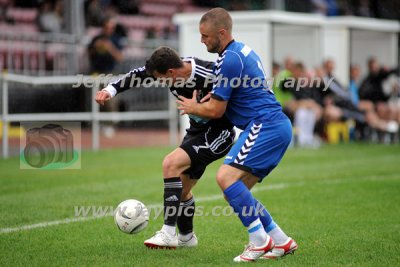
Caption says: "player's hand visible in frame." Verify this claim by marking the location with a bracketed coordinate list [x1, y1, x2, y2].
[95, 89, 111, 105]
[200, 92, 212, 103]
[176, 90, 198, 115]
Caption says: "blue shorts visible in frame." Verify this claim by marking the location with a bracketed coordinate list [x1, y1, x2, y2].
[224, 117, 292, 180]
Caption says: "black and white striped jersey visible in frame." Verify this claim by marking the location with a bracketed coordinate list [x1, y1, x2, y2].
[106, 57, 233, 129]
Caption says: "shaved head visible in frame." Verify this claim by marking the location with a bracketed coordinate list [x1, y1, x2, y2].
[199, 8, 233, 54]
[200, 7, 232, 34]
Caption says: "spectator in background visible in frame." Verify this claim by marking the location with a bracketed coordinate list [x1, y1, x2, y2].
[359, 57, 398, 104]
[322, 59, 366, 124]
[282, 62, 323, 146]
[383, 74, 400, 125]
[88, 17, 126, 136]
[88, 17, 124, 74]
[85, 0, 109, 27]
[359, 58, 398, 128]
[323, 59, 398, 134]
[351, 64, 399, 134]
[349, 64, 361, 106]
[273, 57, 295, 108]
[37, 0, 63, 33]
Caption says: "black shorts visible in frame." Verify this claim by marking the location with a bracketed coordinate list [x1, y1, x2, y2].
[180, 126, 235, 179]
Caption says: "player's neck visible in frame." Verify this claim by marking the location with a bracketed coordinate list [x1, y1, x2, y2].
[218, 38, 234, 54]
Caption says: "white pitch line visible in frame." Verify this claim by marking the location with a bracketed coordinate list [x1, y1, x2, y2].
[0, 182, 295, 234]
[0, 176, 395, 234]
[0, 217, 97, 234]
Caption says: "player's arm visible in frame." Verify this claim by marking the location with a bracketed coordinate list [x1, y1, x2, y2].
[177, 90, 227, 119]
[95, 67, 153, 105]
[177, 51, 242, 118]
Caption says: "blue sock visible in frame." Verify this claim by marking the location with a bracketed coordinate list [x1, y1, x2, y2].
[223, 180, 258, 227]
[254, 198, 276, 232]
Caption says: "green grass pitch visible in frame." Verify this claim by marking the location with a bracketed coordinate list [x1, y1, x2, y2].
[1, 144, 399, 266]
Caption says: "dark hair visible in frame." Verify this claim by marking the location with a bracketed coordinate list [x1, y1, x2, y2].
[145, 46, 183, 75]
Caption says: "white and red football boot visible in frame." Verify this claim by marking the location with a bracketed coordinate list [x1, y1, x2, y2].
[261, 237, 298, 259]
[233, 235, 275, 262]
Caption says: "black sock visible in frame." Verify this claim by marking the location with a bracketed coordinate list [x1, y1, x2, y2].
[177, 196, 195, 235]
[163, 177, 182, 226]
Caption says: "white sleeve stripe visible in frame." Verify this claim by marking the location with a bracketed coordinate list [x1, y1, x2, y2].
[196, 65, 213, 73]
[195, 68, 213, 77]
[195, 72, 209, 79]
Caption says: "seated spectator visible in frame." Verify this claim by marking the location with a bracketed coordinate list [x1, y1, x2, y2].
[382, 73, 400, 127]
[273, 56, 295, 108]
[323, 59, 398, 134]
[349, 64, 361, 106]
[359, 57, 398, 103]
[282, 62, 323, 147]
[359, 57, 400, 128]
[37, 0, 63, 33]
[87, 17, 124, 74]
[322, 59, 365, 123]
[353, 64, 399, 135]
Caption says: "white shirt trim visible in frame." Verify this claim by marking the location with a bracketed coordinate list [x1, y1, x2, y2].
[103, 84, 117, 97]
[182, 57, 196, 80]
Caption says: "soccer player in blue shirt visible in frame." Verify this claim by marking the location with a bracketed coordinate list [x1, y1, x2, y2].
[177, 7, 298, 262]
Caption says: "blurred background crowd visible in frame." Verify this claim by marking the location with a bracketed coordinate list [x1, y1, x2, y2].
[0, 0, 399, 75]
[272, 57, 399, 146]
[0, 0, 399, 148]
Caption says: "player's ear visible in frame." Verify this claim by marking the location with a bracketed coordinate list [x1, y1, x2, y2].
[218, 29, 226, 38]
[167, 68, 176, 77]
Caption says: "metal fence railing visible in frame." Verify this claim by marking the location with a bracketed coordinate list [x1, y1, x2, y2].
[0, 73, 179, 159]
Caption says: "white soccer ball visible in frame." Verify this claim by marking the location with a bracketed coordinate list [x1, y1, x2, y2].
[114, 199, 149, 234]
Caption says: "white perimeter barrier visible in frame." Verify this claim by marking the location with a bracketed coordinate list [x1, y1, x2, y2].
[0, 73, 178, 158]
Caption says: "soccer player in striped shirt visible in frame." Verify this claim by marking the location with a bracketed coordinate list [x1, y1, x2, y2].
[96, 46, 235, 249]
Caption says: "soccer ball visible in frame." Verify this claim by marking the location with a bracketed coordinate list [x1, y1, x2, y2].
[114, 199, 149, 234]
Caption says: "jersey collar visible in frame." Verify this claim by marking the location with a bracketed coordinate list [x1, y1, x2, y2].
[219, 39, 235, 56]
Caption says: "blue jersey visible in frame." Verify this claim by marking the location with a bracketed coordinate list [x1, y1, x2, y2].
[211, 41, 282, 130]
